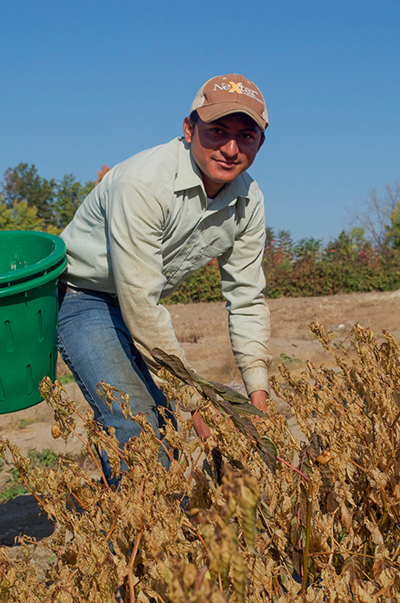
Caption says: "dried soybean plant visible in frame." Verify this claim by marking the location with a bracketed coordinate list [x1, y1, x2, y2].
[1, 323, 400, 602]
[269, 323, 400, 600]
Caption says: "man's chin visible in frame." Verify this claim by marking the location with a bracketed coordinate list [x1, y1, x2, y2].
[210, 167, 245, 184]
[216, 173, 243, 186]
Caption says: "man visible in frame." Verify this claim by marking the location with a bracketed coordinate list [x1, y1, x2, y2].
[58, 73, 272, 482]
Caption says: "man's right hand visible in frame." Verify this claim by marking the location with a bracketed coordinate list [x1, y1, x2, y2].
[192, 411, 212, 440]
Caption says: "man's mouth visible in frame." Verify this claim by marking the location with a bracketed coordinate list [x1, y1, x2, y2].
[214, 159, 239, 169]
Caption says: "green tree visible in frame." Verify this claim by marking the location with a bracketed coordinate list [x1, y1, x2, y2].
[54, 174, 95, 229]
[384, 201, 400, 249]
[293, 237, 322, 261]
[2, 163, 56, 224]
[1, 164, 96, 232]
[275, 229, 293, 265]
[325, 227, 371, 261]
[0, 199, 44, 231]
[263, 228, 293, 271]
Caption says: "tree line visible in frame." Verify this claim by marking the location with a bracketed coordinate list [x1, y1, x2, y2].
[167, 180, 400, 301]
[0, 163, 109, 233]
[1, 162, 399, 299]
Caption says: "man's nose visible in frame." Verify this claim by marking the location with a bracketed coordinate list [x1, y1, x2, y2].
[220, 138, 239, 157]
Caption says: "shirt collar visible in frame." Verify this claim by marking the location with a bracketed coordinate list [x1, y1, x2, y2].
[174, 138, 251, 207]
[174, 138, 204, 194]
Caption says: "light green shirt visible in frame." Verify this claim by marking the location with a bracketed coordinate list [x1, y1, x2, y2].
[61, 137, 271, 394]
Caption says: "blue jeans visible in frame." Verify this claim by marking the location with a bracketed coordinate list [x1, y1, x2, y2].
[57, 287, 174, 483]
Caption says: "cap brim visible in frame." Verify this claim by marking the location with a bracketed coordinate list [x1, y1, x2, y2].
[197, 102, 268, 131]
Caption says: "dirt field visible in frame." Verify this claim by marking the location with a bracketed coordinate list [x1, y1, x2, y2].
[1, 289, 400, 557]
[167, 288, 400, 383]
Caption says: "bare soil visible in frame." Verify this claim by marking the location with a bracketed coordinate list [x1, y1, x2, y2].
[1, 290, 400, 569]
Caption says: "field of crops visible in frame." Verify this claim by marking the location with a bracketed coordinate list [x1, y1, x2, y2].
[1, 291, 400, 602]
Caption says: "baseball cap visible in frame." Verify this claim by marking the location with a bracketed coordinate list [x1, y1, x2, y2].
[190, 73, 268, 131]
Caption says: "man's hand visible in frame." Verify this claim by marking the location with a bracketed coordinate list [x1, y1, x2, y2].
[192, 389, 268, 441]
[192, 411, 212, 440]
[250, 390, 268, 412]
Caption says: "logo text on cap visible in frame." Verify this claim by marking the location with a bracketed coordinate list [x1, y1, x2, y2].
[213, 81, 263, 104]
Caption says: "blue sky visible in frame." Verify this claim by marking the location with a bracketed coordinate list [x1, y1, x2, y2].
[1, 0, 399, 242]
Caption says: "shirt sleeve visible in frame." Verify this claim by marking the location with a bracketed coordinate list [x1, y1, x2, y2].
[107, 179, 188, 373]
[218, 191, 272, 395]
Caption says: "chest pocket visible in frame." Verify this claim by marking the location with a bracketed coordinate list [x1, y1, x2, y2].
[165, 228, 235, 283]
[162, 204, 237, 283]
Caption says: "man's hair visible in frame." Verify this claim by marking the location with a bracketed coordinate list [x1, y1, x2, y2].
[189, 110, 200, 129]
[189, 109, 265, 141]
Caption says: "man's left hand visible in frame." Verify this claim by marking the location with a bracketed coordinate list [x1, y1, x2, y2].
[250, 390, 268, 412]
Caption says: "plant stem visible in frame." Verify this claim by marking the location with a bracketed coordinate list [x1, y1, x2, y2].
[105, 511, 120, 541]
[277, 456, 309, 481]
[391, 541, 400, 562]
[154, 435, 174, 462]
[128, 529, 144, 603]
[301, 480, 313, 592]
[193, 566, 208, 595]
[8, 447, 42, 506]
[65, 423, 110, 486]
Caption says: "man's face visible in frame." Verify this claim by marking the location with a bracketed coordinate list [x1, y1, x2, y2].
[183, 113, 264, 198]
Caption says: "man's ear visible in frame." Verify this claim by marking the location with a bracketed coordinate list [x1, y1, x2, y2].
[183, 116, 193, 144]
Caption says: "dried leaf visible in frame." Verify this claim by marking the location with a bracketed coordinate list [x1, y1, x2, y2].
[239, 480, 259, 555]
[341, 556, 364, 586]
[151, 348, 197, 386]
[230, 550, 247, 603]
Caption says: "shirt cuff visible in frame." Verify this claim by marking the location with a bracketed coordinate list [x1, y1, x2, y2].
[241, 366, 269, 396]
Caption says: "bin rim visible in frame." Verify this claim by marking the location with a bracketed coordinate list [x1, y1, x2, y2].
[0, 230, 66, 287]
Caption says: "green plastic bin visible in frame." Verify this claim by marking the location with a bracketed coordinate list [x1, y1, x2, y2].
[0, 231, 67, 413]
